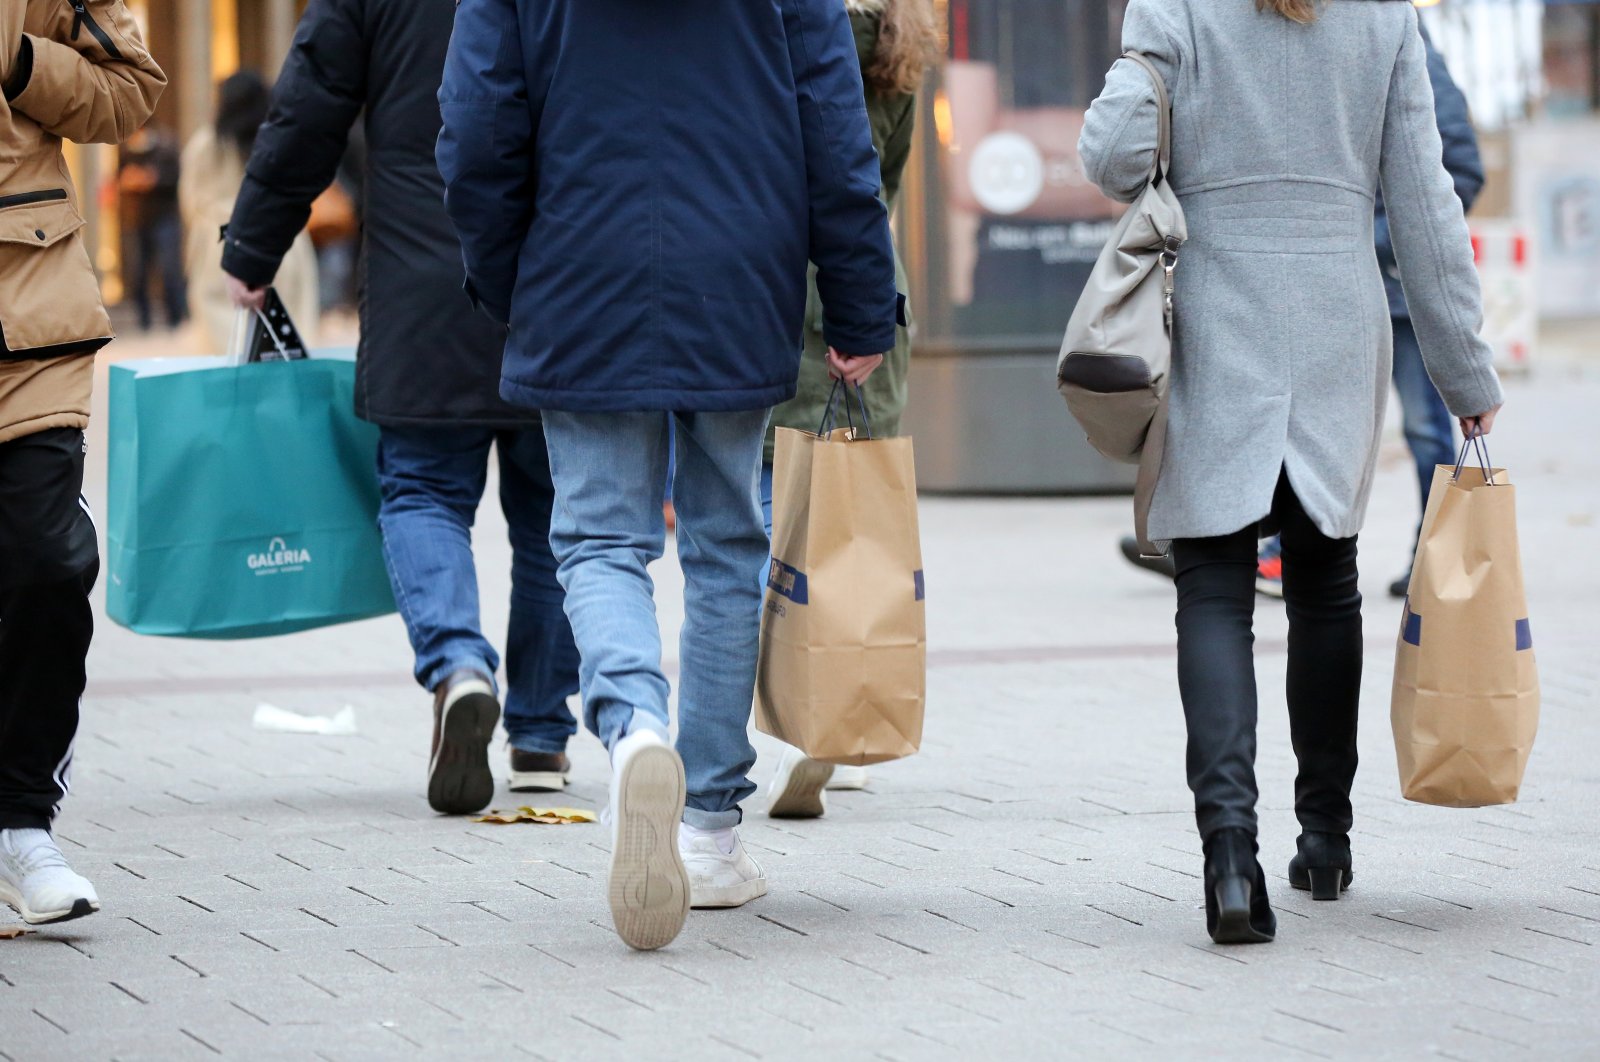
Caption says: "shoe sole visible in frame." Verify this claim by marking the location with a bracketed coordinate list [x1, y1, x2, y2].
[768, 758, 834, 819]
[0, 882, 99, 926]
[1255, 578, 1284, 599]
[608, 744, 690, 951]
[508, 770, 569, 793]
[427, 685, 500, 815]
[691, 876, 770, 909]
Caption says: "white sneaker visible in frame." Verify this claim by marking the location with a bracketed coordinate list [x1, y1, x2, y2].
[606, 730, 690, 951]
[679, 824, 768, 908]
[827, 764, 870, 791]
[767, 747, 834, 819]
[0, 829, 100, 925]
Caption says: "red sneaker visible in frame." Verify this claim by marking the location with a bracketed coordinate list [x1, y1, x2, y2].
[1256, 542, 1284, 599]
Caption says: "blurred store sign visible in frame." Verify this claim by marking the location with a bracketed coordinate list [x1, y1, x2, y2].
[1512, 119, 1600, 319]
[968, 131, 1045, 215]
[1471, 220, 1537, 374]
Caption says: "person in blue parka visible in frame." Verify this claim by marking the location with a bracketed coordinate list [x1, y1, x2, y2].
[437, 0, 900, 952]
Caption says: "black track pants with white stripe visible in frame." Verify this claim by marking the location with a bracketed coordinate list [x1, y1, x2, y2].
[0, 428, 98, 832]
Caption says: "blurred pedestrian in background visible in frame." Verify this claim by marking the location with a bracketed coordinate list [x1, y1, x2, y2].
[308, 134, 365, 318]
[439, 0, 900, 951]
[764, 0, 940, 820]
[1379, 25, 1484, 598]
[1080, 0, 1503, 945]
[181, 71, 319, 353]
[219, 0, 581, 816]
[118, 126, 186, 332]
[0, 0, 164, 926]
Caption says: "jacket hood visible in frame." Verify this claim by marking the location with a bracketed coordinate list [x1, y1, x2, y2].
[845, 0, 887, 14]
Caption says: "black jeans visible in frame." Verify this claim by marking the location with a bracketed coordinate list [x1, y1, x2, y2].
[1172, 474, 1362, 842]
[0, 428, 99, 832]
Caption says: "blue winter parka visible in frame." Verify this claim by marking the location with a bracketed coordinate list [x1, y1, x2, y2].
[436, 0, 902, 413]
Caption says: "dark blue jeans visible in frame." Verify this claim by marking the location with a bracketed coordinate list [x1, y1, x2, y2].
[128, 213, 186, 331]
[1391, 316, 1456, 521]
[375, 426, 579, 754]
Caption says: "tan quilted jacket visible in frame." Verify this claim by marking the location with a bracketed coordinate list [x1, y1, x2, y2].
[0, 0, 164, 443]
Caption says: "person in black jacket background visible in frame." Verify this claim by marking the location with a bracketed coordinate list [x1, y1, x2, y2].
[220, 0, 579, 816]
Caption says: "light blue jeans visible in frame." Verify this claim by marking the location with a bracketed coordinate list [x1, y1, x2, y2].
[1390, 316, 1456, 520]
[541, 410, 769, 828]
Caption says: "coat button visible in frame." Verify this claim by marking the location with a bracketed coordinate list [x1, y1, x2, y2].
[35, 229, 46, 240]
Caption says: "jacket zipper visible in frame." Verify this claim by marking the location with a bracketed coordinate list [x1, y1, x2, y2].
[0, 189, 69, 210]
[70, 2, 125, 61]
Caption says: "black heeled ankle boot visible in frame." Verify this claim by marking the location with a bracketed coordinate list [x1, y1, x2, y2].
[1288, 831, 1353, 900]
[1202, 828, 1276, 944]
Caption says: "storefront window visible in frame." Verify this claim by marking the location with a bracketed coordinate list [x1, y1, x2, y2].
[907, 0, 1128, 350]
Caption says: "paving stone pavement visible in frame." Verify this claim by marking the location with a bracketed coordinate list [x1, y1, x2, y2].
[2, 337, 1597, 1061]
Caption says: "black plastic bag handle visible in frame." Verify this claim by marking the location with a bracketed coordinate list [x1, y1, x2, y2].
[817, 379, 874, 440]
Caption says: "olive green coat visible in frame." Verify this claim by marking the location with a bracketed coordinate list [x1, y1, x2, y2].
[765, 0, 915, 460]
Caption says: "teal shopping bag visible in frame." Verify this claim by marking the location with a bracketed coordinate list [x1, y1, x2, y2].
[106, 350, 396, 638]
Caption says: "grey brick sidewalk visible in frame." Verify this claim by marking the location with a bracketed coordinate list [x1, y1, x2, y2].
[1, 342, 1596, 1060]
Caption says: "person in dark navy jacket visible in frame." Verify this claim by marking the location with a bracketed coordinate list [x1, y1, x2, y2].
[438, 0, 900, 952]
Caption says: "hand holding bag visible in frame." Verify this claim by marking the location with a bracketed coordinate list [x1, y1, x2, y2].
[1056, 51, 1186, 554]
[1391, 437, 1539, 806]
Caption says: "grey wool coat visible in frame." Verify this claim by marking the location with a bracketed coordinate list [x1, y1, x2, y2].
[1079, 0, 1503, 543]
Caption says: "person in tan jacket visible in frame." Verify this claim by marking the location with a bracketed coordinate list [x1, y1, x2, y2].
[0, 0, 164, 926]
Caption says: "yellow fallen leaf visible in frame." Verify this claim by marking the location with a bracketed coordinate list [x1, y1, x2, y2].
[0, 926, 31, 940]
[472, 806, 597, 825]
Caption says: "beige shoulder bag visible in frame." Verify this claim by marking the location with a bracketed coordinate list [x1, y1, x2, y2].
[1056, 51, 1186, 554]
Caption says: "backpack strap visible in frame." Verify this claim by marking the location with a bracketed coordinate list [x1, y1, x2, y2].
[1121, 51, 1172, 181]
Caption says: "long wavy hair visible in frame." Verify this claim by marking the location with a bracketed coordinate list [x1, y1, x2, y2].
[862, 0, 942, 98]
[1257, 0, 1319, 24]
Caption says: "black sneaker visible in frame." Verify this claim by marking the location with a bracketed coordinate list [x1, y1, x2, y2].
[1389, 569, 1412, 599]
[427, 670, 500, 814]
[508, 749, 572, 793]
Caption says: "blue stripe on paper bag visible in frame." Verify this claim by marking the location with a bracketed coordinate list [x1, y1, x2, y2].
[914, 570, 926, 602]
[1402, 599, 1422, 647]
[1516, 618, 1532, 651]
[767, 559, 808, 605]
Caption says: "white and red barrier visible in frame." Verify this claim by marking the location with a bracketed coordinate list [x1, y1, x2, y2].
[1470, 220, 1536, 375]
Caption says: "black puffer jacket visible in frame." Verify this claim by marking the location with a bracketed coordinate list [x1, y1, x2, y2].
[222, 0, 531, 428]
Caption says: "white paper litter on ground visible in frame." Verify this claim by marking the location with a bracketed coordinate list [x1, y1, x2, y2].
[252, 703, 359, 736]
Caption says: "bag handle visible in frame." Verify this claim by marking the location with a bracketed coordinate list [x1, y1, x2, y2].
[227, 305, 295, 366]
[1452, 433, 1498, 486]
[817, 378, 874, 440]
[1122, 51, 1172, 182]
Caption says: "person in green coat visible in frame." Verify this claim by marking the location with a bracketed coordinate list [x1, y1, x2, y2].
[764, 0, 940, 819]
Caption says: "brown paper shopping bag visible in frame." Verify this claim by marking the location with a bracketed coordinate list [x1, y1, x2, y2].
[1391, 439, 1539, 806]
[755, 387, 926, 766]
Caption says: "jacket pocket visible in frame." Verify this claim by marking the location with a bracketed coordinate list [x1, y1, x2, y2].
[0, 194, 114, 358]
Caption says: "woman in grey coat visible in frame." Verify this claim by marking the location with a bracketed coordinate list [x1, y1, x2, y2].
[1080, 0, 1503, 944]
